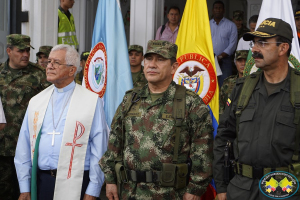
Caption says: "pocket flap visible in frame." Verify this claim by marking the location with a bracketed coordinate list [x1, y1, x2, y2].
[239, 109, 255, 123]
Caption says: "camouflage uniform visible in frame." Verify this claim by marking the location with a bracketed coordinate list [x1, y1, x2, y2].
[219, 50, 248, 114]
[100, 40, 213, 199]
[36, 45, 53, 58]
[132, 66, 147, 88]
[219, 74, 238, 115]
[0, 34, 50, 200]
[128, 45, 147, 88]
[75, 51, 90, 85]
[233, 11, 250, 40]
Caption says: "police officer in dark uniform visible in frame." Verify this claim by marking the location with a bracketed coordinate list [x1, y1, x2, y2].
[214, 18, 300, 200]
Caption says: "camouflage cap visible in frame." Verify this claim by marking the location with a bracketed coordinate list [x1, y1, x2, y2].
[243, 18, 293, 42]
[235, 50, 248, 60]
[233, 10, 244, 21]
[7, 34, 34, 50]
[128, 45, 143, 54]
[36, 45, 53, 57]
[80, 51, 90, 61]
[144, 40, 177, 59]
[295, 9, 300, 19]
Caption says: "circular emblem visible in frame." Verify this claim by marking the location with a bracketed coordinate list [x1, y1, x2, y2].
[84, 42, 107, 98]
[244, 54, 300, 76]
[259, 171, 299, 199]
[173, 53, 217, 104]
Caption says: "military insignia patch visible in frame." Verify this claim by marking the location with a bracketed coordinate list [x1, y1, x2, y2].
[227, 98, 231, 106]
[173, 53, 217, 105]
[84, 42, 107, 98]
[259, 171, 299, 199]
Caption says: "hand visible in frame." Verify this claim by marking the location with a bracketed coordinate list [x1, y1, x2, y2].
[216, 192, 227, 200]
[18, 193, 31, 200]
[106, 184, 119, 200]
[83, 194, 97, 200]
[183, 192, 200, 200]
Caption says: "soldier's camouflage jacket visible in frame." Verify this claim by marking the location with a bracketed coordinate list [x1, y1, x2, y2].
[219, 74, 238, 115]
[0, 60, 50, 156]
[133, 67, 147, 88]
[100, 81, 213, 199]
[237, 25, 250, 40]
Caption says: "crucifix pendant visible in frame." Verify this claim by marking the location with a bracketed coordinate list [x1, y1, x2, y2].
[47, 130, 61, 146]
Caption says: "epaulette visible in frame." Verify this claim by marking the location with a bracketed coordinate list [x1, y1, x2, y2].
[292, 67, 300, 76]
[186, 88, 198, 97]
[125, 88, 134, 94]
[224, 75, 237, 82]
[29, 62, 46, 72]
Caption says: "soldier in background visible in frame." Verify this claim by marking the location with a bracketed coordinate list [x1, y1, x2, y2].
[232, 10, 250, 40]
[219, 50, 248, 114]
[128, 45, 147, 88]
[36, 45, 53, 69]
[0, 34, 50, 200]
[100, 40, 213, 200]
[75, 51, 89, 85]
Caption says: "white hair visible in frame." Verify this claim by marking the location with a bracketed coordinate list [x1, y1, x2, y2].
[51, 44, 81, 76]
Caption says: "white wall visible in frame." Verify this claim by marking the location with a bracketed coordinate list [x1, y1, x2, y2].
[22, 0, 58, 62]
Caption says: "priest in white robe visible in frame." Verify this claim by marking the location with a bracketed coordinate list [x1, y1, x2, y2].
[14, 44, 108, 200]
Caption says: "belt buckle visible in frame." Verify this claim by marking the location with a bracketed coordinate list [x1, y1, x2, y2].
[253, 166, 263, 179]
[136, 171, 146, 183]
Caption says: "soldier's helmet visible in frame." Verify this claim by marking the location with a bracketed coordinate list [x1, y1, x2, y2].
[7, 34, 34, 50]
[128, 45, 143, 54]
[144, 40, 177, 59]
[36, 46, 53, 57]
[233, 10, 244, 21]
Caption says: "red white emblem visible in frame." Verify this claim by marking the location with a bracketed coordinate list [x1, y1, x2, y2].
[173, 53, 217, 105]
[84, 42, 107, 98]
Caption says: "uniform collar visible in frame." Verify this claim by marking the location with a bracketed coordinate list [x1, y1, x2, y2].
[139, 81, 177, 101]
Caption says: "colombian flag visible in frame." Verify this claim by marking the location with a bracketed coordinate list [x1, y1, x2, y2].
[175, 0, 219, 199]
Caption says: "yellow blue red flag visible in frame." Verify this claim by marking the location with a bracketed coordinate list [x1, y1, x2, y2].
[174, 0, 219, 199]
[174, 0, 219, 137]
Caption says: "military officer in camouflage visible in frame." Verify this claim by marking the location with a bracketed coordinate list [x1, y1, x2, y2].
[219, 50, 248, 114]
[232, 10, 250, 40]
[0, 34, 50, 200]
[36, 45, 53, 69]
[100, 40, 213, 200]
[128, 44, 147, 88]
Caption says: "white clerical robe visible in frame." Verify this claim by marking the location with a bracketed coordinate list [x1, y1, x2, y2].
[15, 81, 108, 198]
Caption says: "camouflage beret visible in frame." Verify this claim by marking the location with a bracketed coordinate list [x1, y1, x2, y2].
[144, 40, 177, 59]
[80, 51, 90, 61]
[36, 45, 53, 57]
[235, 50, 248, 60]
[233, 10, 244, 21]
[7, 34, 34, 50]
[128, 45, 143, 54]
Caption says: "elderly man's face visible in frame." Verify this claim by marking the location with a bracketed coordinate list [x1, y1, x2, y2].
[46, 49, 76, 88]
[7, 47, 30, 69]
[37, 53, 48, 69]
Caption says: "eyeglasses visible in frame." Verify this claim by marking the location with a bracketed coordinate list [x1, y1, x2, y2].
[47, 60, 73, 68]
[249, 41, 283, 48]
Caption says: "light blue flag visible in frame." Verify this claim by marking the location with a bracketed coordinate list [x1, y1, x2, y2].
[91, 0, 133, 127]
